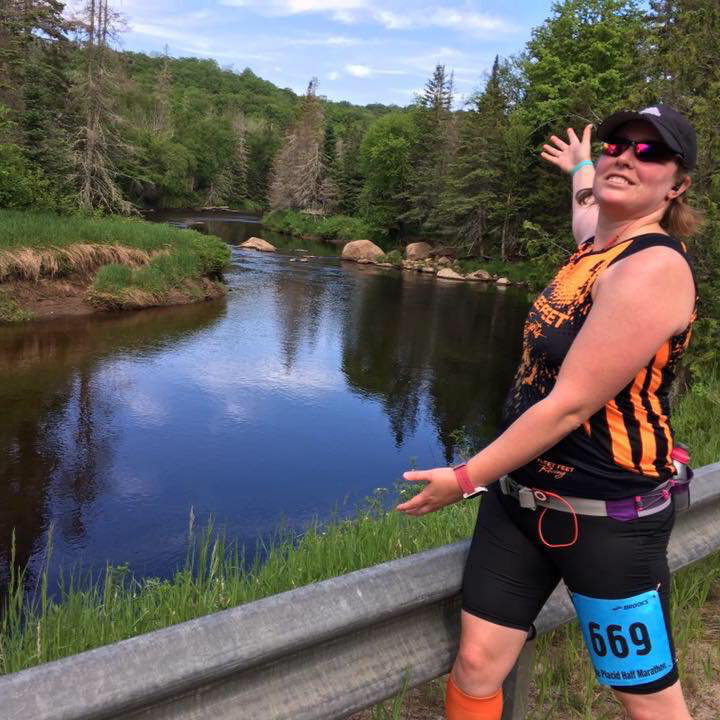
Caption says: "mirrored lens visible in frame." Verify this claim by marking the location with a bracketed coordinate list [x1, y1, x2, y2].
[601, 141, 629, 157]
[602, 139, 675, 163]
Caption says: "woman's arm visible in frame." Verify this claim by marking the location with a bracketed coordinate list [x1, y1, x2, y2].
[541, 124, 598, 247]
[396, 247, 695, 515]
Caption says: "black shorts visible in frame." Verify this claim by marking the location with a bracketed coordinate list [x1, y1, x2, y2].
[462, 483, 677, 694]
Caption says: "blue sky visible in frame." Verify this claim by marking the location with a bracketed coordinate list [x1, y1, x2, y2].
[84, 1, 563, 106]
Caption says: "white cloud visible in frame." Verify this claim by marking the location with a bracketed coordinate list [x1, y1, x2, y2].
[291, 34, 361, 46]
[328, 70, 340, 80]
[375, 7, 514, 33]
[219, 0, 517, 35]
[346, 63, 371, 77]
[346, 64, 406, 77]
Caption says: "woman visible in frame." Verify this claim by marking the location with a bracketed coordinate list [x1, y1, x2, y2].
[397, 105, 700, 720]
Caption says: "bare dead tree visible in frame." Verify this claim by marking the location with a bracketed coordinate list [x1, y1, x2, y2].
[269, 78, 325, 212]
[72, 0, 133, 214]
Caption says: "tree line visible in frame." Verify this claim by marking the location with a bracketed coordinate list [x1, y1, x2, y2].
[1, 0, 718, 375]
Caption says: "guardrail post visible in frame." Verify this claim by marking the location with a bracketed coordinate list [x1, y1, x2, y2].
[501, 637, 536, 720]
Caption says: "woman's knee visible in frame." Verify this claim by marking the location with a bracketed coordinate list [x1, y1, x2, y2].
[614, 681, 692, 720]
[452, 613, 528, 696]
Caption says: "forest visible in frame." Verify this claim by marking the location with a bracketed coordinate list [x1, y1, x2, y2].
[1, 0, 718, 375]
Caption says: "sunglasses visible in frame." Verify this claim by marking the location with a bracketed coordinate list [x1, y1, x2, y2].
[601, 138, 680, 164]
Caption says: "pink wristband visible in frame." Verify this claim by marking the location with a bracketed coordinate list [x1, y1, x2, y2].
[453, 463, 475, 496]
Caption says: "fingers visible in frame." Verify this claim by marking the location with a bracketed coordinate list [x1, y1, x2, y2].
[549, 134, 568, 149]
[396, 497, 433, 515]
[542, 143, 562, 156]
[402, 470, 427, 483]
[396, 492, 428, 514]
[567, 127, 579, 143]
[540, 151, 562, 167]
[582, 123, 593, 144]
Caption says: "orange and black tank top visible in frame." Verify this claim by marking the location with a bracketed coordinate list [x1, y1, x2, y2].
[500, 233, 696, 500]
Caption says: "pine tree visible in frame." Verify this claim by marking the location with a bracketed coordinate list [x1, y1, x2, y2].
[437, 57, 511, 256]
[336, 127, 365, 215]
[401, 64, 456, 235]
[0, 1, 72, 202]
[228, 115, 249, 203]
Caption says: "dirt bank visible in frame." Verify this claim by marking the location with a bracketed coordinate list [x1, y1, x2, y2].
[2, 276, 226, 322]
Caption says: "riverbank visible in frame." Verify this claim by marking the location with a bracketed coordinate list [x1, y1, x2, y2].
[262, 209, 373, 245]
[263, 209, 552, 290]
[0, 211, 230, 322]
[1, 369, 718, 683]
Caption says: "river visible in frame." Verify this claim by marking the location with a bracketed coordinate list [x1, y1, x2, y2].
[0, 213, 531, 594]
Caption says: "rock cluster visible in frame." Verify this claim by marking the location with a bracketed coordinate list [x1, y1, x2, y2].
[338, 242, 523, 287]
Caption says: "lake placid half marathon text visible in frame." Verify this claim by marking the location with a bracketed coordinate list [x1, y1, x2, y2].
[598, 662, 669, 682]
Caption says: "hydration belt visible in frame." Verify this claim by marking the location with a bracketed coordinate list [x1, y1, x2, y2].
[498, 473, 690, 523]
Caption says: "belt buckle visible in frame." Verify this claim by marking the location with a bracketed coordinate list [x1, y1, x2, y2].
[518, 487, 537, 510]
[499, 475, 511, 495]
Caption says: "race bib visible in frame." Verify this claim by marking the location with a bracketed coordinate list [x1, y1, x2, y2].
[570, 589, 674, 687]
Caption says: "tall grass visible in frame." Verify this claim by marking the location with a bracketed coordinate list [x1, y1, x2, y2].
[0, 210, 230, 309]
[0, 210, 208, 252]
[0, 488, 476, 676]
[262, 209, 374, 243]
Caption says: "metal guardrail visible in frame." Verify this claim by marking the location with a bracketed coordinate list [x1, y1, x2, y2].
[2, 461, 719, 720]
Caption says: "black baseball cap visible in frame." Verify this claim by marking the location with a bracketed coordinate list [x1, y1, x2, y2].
[597, 105, 697, 170]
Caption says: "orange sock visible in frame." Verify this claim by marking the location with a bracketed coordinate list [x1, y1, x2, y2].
[445, 675, 503, 720]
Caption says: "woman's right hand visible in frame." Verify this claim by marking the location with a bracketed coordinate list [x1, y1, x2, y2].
[540, 123, 593, 174]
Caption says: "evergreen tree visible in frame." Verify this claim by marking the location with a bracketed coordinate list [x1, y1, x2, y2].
[0, 1, 72, 205]
[641, 0, 720, 377]
[336, 126, 365, 215]
[436, 57, 508, 256]
[151, 55, 173, 136]
[228, 115, 249, 203]
[400, 64, 456, 235]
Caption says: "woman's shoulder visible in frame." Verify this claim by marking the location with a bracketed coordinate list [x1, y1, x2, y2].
[607, 232, 691, 268]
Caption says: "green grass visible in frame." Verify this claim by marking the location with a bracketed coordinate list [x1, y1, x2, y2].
[262, 209, 374, 244]
[0, 290, 33, 322]
[0, 210, 231, 309]
[0, 489, 476, 676]
[1, 370, 718, 686]
[0, 209, 213, 253]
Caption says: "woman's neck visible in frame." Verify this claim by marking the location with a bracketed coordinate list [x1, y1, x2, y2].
[593, 214, 665, 251]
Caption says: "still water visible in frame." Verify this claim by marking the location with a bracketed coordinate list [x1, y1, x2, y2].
[0, 213, 531, 592]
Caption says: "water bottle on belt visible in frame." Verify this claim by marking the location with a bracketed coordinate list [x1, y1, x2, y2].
[670, 442, 692, 512]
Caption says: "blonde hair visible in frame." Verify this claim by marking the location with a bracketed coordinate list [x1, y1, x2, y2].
[575, 168, 704, 239]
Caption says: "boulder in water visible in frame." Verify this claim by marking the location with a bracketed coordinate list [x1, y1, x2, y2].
[341, 240, 384, 262]
[240, 237, 276, 252]
[405, 242, 432, 260]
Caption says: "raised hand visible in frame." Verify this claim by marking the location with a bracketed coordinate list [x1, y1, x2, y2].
[395, 467, 464, 516]
[541, 123, 593, 174]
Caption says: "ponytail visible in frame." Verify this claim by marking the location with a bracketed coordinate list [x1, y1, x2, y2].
[661, 191, 704, 239]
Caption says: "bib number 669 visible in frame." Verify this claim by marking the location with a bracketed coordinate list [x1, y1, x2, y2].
[588, 622, 652, 658]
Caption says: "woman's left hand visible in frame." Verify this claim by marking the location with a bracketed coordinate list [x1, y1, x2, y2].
[396, 467, 463, 516]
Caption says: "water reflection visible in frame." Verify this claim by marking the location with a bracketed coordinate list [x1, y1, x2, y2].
[0, 216, 530, 593]
[341, 266, 525, 457]
[0, 302, 225, 590]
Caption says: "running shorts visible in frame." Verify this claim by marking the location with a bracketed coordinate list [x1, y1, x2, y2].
[462, 482, 677, 694]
